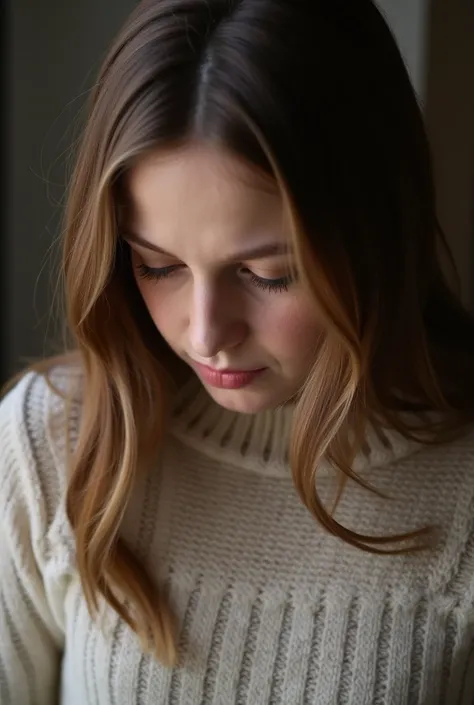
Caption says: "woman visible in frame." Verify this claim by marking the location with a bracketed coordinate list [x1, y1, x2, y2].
[1, 0, 474, 702]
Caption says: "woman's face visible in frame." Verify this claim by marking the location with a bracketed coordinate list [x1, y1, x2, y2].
[126, 144, 322, 413]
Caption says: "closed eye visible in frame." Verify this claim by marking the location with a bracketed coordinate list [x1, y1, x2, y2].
[136, 263, 183, 281]
[241, 269, 294, 293]
[136, 263, 295, 293]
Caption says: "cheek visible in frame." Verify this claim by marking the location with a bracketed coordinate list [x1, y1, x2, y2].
[258, 295, 322, 362]
[135, 279, 181, 342]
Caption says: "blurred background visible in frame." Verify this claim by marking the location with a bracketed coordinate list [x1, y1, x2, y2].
[1, 0, 474, 384]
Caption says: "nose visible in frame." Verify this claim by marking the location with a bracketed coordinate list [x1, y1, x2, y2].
[189, 278, 248, 359]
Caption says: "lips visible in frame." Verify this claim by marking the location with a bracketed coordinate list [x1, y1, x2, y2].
[192, 362, 266, 390]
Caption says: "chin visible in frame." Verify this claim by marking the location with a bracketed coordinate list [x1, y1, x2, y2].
[203, 384, 289, 415]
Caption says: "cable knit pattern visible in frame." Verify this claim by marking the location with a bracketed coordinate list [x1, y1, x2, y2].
[1, 368, 474, 705]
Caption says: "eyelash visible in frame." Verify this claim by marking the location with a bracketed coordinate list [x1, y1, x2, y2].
[136, 264, 294, 293]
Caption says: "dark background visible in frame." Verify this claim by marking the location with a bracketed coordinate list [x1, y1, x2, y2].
[1, 0, 473, 384]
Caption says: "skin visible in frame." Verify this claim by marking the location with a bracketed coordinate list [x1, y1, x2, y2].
[125, 143, 322, 414]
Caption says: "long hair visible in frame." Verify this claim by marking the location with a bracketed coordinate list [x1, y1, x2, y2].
[28, 0, 474, 664]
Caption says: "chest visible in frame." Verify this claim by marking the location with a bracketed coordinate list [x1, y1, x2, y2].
[59, 441, 474, 704]
[60, 574, 474, 705]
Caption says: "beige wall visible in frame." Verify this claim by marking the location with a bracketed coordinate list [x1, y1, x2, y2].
[4, 0, 136, 377]
[425, 0, 474, 308]
[378, 0, 474, 308]
[377, 0, 429, 98]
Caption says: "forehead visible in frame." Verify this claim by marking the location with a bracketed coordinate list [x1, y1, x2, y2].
[125, 144, 289, 259]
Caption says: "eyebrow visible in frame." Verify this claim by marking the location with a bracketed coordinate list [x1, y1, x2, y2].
[123, 231, 292, 262]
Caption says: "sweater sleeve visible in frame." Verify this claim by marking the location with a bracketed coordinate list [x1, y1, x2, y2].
[0, 370, 78, 705]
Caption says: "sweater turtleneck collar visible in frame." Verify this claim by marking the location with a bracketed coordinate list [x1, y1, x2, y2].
[169, 376, 420, 479]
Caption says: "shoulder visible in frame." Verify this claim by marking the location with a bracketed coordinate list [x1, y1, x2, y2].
[0, 362, 83, 549]
[1, 360, 83, 425]
[422, 425, 474, 602]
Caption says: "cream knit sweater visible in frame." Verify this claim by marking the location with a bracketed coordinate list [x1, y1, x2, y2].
[1, 367, 474, 705]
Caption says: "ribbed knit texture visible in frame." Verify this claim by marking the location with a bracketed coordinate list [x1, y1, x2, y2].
[1, 368, 474, 705]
